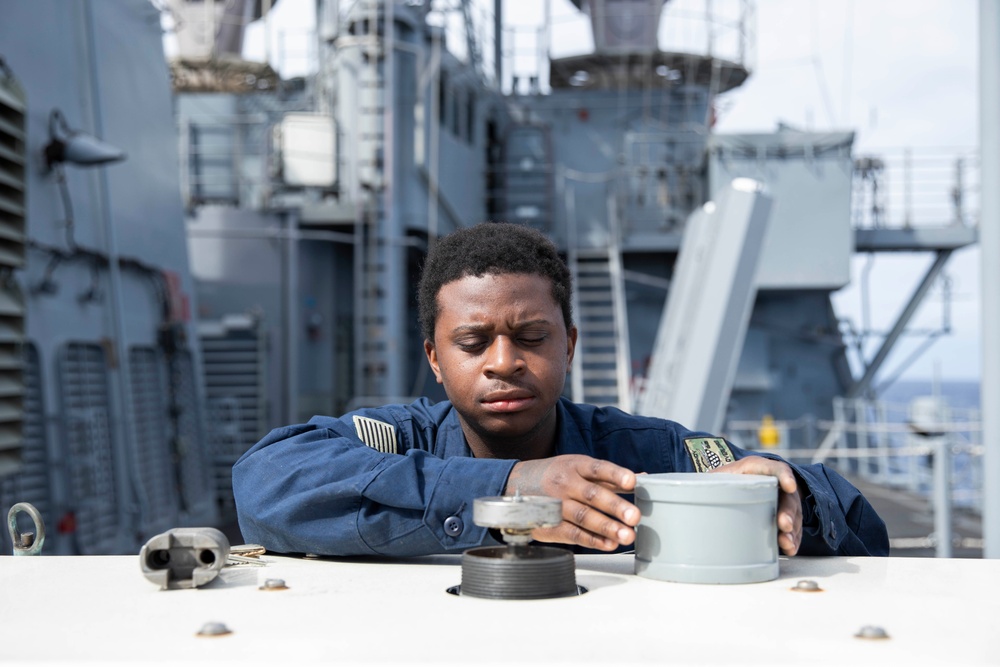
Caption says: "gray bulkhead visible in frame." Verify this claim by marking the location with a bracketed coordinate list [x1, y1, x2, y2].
[0, 0, 217, 554]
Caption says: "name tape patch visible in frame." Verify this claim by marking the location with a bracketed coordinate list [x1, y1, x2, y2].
[352, 415, 398, 454]
[684, 437, 735, 472]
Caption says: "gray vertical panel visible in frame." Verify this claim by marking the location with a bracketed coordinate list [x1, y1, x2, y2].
[0, 343, 47, 554]
[199, 322, 264, 519]
[0, 64, 27, 478]
[636, 183, 772, 433]
[58, 343, 117, 554]
[172, 348, 214, 518]
[128, 346, 176, 533]
[980, 0, 1000, 558]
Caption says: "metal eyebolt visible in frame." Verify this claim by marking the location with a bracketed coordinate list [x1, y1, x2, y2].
[7, 502, 45, 556]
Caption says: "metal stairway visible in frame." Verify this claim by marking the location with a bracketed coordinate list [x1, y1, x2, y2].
[352, 0, 406, 403]
[570, 247, 632, 411]
[353, 0, 388, 401]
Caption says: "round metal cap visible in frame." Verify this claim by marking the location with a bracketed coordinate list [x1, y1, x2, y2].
[472, 496, 562, 531]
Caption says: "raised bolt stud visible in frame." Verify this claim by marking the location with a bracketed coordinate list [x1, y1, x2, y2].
[260, 578, 288, 591]
[791, 579, 822, 592]
[855, 625, 890, 640]
[197, 622, 232, 637]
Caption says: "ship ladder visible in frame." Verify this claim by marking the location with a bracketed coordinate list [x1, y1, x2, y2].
[570, 247, 632, 411]
[354, 0, 392, 400]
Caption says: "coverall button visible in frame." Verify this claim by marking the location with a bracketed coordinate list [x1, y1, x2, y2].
[830, 521, 837, 539]
[444, 515, 463, 537]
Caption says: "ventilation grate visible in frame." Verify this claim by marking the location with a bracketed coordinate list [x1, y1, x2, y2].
[198, 316, 266, 518]
[0, 62, 27, 477]
[171, 348, 214, 516]
[129, 346, 177, 533]
[58, 343, 118, 554]
[0, 343, 48, 554]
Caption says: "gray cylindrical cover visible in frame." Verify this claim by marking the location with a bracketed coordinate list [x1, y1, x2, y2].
[633, 472, 778, 584]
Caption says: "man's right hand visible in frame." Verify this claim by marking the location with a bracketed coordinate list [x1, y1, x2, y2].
[503, 454, 640, 551]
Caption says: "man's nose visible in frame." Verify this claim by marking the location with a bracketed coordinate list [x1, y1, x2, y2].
[484, 336, 525, 376]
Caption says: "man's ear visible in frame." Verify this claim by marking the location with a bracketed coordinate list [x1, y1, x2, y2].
[566, 325, 578, 366]
[424, 338, 444, 384]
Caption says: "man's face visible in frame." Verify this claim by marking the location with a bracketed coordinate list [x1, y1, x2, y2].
[424, 272, 576, 457]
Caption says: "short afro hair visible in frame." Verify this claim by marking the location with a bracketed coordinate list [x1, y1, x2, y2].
[418, 222, 573, 342]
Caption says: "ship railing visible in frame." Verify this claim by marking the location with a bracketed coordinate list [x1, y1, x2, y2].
[852, 146, 979, 230]
[502, 0, 755, 96]
[725, 397, 983, 557]
[727, 406, 983, 502]
[178, 114, 272, 210]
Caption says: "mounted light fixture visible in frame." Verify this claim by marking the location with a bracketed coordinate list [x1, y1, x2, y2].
[43, 109, 126, 170]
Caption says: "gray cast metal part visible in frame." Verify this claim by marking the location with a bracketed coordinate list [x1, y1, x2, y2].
[139, 527, 231, 590]
[472, 495, 562, 531]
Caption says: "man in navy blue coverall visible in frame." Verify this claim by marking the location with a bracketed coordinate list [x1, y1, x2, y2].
[233, 222, 889, 558]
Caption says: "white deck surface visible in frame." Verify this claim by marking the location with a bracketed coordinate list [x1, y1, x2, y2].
[1, 552, 998, 665]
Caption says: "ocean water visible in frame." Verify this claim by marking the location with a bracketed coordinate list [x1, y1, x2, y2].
[878, 378, 981, 412]
[876, 378, 981, 508]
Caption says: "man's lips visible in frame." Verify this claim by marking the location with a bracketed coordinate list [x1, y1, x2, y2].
[480, 390, 535, 412]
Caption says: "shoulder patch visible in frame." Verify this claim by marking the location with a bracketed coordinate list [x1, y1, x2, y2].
[684, 437, 735, 472]
[352, 415, 398, 454]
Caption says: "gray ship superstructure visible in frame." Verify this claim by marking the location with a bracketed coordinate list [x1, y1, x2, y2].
[177, 1, 973, 440]
[0, 0, 981, 554]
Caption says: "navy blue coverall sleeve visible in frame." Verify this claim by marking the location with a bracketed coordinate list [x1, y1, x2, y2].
[784, 460, 888, 556]
[232, 412, 516, 557]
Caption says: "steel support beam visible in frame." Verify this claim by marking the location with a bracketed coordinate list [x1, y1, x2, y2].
[847, 250, 953, 399]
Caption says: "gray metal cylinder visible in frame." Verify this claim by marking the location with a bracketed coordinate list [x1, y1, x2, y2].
[634, 472, 778, 584]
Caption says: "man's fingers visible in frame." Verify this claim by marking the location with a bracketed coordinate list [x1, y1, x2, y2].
[578, 457, 637, 493]
[712, 455, 804, 556]
[778, 488, 803, 555]
[530, 495, 637, 551]
[503, 455, 641, 551]
[712, 456, 797, 494]
[778, 531, 799, 556]
[571, 480, 639, 526]
[532, 522, 619, 552]
[564, 498, 636, 546]
[778, 493, 800, 533]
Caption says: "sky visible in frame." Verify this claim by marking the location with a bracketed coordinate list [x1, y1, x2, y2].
[711, 0, 980, 384]
[241, 0, 982, 384]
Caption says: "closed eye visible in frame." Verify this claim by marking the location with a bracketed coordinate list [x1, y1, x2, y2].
[456, 339, 487, 353]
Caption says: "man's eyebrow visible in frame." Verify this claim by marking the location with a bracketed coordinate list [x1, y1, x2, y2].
[451, 323, 491, 334]
[513, 319, 553, 328]
[450, 318, 553, 334]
